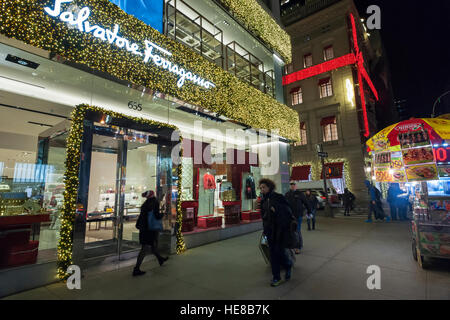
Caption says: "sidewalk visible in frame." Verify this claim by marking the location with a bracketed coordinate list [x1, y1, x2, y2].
[3, 216, 450, 300]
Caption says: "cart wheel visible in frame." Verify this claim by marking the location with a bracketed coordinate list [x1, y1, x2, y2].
[412, 240, 417, 261]
[417, 250, 428, 269]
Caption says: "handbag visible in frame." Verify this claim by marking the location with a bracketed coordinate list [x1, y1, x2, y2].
[147, 210, 163, 231]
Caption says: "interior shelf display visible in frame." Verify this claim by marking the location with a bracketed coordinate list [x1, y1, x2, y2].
[166, 0, 224, 69]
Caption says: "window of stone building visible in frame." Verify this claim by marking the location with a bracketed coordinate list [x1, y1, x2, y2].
[303, 53, 313, 68]
[321, 116, 338, 142]
[319, 77, 333, 98]
[323, 45, 334, 61]
[295, 121, 307, 146]
[290, 87, 303, 105]
[284, 63, 294, 75]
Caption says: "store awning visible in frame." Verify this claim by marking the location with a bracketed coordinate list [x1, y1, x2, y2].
[291, 165, 311, 181]
[318, 77, 331, 85]
[290, 86, 301, 93]
[320, 116, 336, 126]
[321, 162, 344, 179]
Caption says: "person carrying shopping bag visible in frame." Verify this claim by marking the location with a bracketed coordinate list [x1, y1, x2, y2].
[133, 190, 168, 276]
[260, 179, 296, 287]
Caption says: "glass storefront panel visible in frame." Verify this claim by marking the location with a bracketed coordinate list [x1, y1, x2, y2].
[0, 103, 70, 269]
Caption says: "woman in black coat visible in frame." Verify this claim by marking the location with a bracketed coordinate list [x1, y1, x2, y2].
[133, 190, 168, 276]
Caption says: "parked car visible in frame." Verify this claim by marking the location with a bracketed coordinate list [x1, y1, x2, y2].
[296, 181, 341, 208]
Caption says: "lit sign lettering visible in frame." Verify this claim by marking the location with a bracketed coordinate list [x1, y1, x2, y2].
[44, 0, 216, 89]
[433, 145, 450, 163]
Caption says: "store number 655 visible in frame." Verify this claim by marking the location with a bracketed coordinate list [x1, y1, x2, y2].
[128, 101, 143, 111]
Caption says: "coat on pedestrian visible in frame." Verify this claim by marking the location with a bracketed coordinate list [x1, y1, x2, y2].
[342, 188, 355, 207]
[285, 189, 311, 218]
[261, 191, 294, 248]
[136, 196, 162, 245]
[304, 192, 318, 211]
[387, 184, 402, 205]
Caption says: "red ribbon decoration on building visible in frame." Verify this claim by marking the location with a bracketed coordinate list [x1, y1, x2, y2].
[283, 13, 379, 138]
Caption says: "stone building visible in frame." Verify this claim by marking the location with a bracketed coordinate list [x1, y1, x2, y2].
[281, 0, 395, 203]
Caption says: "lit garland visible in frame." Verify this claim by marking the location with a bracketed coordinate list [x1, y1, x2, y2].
[216, 0, 292, 63]
[0, 0, 299, 141]
[57, 104, 185, 279]
[291, 158, 351, 191]
[175, 137, 186, 254]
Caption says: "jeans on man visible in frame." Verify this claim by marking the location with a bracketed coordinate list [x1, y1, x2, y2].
[390, 204, 399, 220]
[307, 209, 316, 229]
[368, 202, 377, 220]
[269, 243, 292, 281]
[297, 216, 303, 249]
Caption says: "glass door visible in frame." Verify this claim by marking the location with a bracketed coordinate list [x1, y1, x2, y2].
[83, 130, 122, 258]
[81, 124, 164, 260]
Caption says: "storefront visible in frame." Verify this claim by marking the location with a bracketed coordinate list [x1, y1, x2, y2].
[0, 0, 298, 295]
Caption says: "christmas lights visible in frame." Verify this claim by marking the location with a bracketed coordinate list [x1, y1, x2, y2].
[282, 13, 379, 138]
[216, 0, 292, 63]
[0, 0, 299, 141]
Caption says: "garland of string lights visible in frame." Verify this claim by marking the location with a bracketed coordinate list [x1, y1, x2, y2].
[291, 158, 351, 190]
[57, 104, 186, 279]
[216, 0, 292, 63]
[0, 0, 299, 141]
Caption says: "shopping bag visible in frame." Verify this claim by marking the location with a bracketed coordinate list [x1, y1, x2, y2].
[148, 210, 163, 231]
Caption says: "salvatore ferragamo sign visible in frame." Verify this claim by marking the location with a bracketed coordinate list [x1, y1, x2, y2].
[44, 0, 216, 89]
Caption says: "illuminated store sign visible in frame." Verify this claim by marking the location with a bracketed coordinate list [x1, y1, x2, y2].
[44, 0, 216, 89]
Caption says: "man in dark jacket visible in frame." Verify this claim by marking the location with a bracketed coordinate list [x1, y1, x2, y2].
[342, 188, 355, 216]
[285, 182, 310, 254]
[260, 178, 293, 287]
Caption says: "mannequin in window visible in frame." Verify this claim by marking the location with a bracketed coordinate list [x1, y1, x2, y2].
[245, 173, 257, 199]
[203, 169, 216, 190]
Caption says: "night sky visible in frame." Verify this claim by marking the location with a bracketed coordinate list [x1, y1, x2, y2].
[282, 0, 450, 119]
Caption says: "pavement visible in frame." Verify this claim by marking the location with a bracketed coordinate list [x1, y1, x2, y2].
[3, 215, 450, 300]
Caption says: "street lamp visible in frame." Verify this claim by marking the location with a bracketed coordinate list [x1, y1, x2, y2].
[431, 90, 450, 118]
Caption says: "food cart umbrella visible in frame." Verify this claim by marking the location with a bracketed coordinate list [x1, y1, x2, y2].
[366, 118, 450, 152]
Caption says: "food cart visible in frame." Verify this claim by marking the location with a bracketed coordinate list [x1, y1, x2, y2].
[367, 116, 450, 268]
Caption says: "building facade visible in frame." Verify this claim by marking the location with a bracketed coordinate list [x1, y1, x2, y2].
[0, 0, 296, 296]
[281, 0, 394, 203]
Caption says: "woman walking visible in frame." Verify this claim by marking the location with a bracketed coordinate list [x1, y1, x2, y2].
[260, 178, 293, 287]
[133, 190, 168, 276]
[305, 190, 318, 230]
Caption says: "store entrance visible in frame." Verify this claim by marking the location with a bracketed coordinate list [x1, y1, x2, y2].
[81, 124, 160, 260]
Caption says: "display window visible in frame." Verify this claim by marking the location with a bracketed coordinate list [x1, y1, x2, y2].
[0, 103, 71, 270]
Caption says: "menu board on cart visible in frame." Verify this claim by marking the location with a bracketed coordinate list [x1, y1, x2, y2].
[373, 151, 406, 182]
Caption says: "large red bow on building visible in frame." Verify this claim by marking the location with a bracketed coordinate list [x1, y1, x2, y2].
[283, 13, 378, 137]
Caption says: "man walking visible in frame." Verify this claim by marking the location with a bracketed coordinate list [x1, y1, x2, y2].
[260, 178, 294, 287]
[285, 181, 311, 254]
